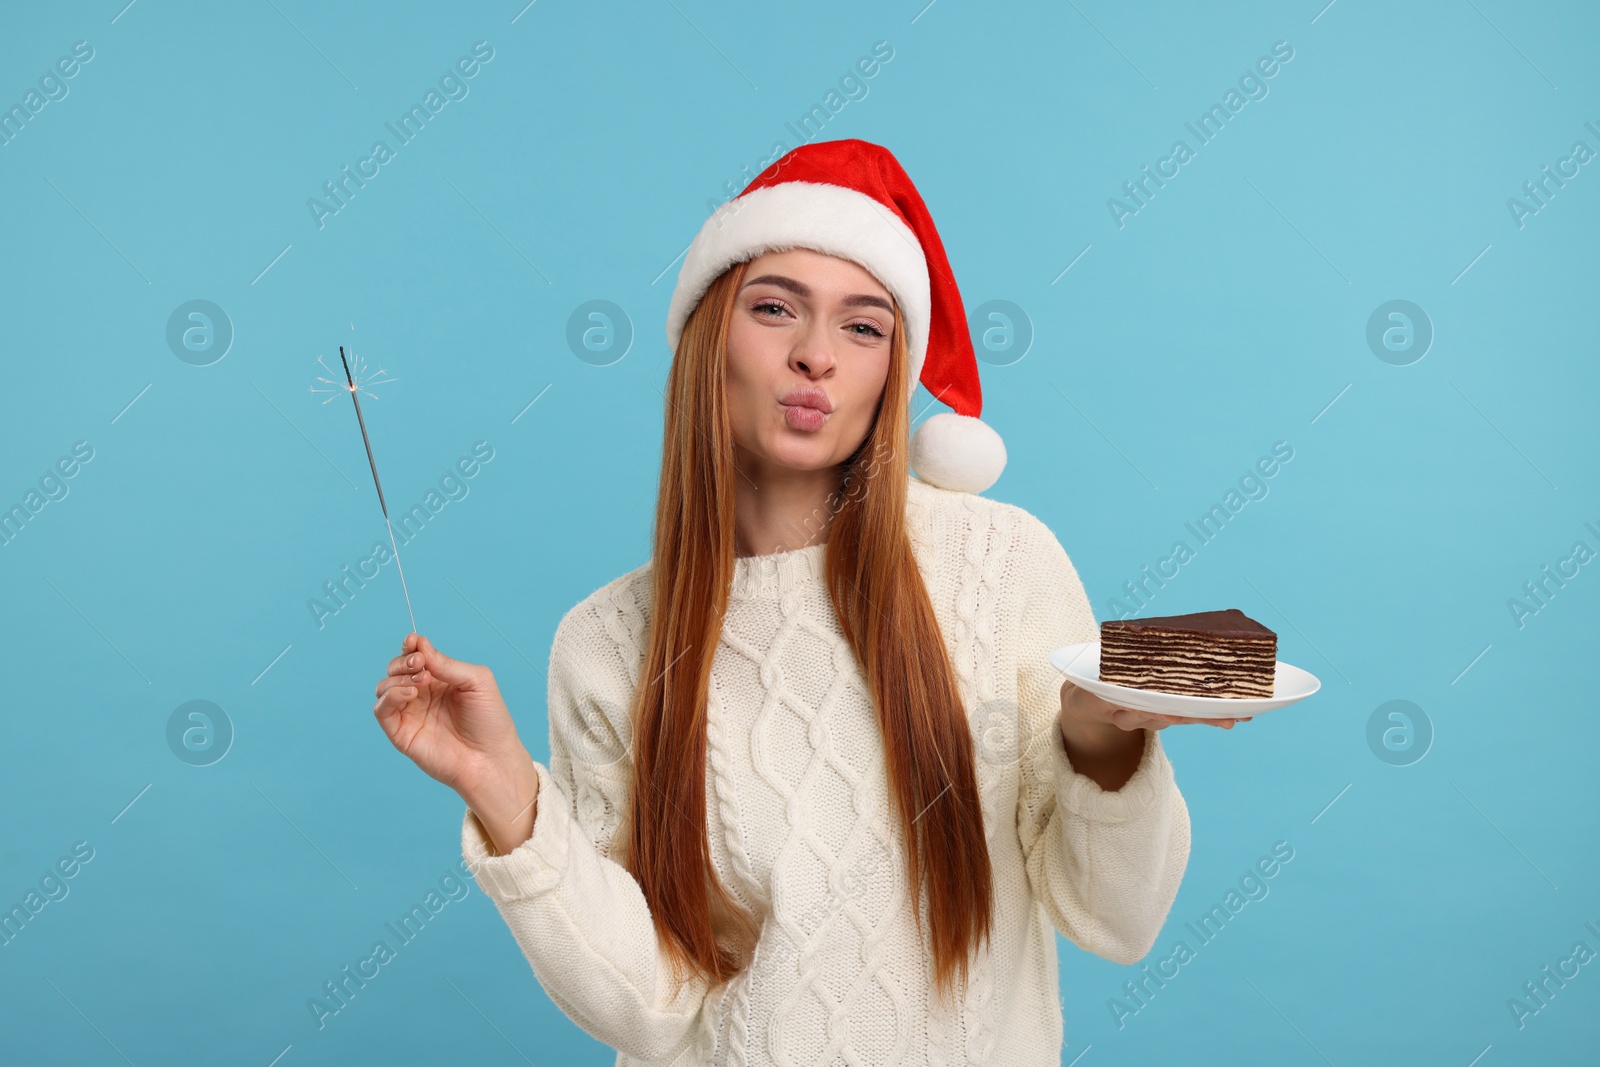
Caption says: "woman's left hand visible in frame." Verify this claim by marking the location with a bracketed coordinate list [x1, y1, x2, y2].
[1060, 677, 1253, 735]
[1057, 678, 1247, 791]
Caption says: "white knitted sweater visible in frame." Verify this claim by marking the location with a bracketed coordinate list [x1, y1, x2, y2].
[461, 474, 1190, 1065]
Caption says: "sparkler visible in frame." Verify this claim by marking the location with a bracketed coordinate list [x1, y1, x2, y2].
[311, 348, 396, 403]
[337, 342, 418, 636]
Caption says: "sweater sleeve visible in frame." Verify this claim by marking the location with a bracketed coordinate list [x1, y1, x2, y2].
[1010, 511, 1191, 966]
[459, 600, 713, 1062]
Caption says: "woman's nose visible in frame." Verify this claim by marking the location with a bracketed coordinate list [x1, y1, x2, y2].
[790, 324, 836, 376]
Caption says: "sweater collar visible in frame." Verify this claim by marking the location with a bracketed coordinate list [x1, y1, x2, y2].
[729, 540, 827, 599]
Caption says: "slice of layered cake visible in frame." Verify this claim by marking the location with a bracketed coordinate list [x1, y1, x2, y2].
[1100, 609, 1277, 698]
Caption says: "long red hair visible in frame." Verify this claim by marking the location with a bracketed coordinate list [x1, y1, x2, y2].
[625, 257, 993, 1006]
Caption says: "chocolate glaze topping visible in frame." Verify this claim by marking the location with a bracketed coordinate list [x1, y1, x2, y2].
[1101, 608, 1274, 639]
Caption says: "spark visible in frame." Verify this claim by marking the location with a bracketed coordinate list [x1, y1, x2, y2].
[311, 350, 395, 403]
[312, 326, 396, 403]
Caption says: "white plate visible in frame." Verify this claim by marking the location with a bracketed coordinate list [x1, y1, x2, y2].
[1048, 641, 1321, 719]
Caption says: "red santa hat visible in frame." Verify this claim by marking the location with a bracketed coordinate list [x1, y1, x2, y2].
[665, 138, 1006, 495]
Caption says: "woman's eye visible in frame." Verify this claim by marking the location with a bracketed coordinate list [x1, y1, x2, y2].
[749, 301, 883, 339]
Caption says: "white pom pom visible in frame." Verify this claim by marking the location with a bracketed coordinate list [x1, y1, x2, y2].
[909, 412, 1007, 494]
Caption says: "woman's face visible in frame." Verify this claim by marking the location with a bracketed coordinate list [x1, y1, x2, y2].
[724, 248, 895, 478]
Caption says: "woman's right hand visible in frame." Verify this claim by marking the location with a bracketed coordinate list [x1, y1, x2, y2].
[374, 633, 540, 853]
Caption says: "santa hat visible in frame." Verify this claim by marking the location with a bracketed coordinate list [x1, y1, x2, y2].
[665, 138, 1006, 495]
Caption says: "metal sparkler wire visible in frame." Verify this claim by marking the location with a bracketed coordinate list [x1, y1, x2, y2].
[339, 344, 417, 637]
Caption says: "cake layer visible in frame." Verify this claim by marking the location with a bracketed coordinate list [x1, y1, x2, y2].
[1100, 633, 1276, 660]
[1099, 653, 1274, 671]
[1100, 644, 1275, 667]
[1098, 663, 1275, 698]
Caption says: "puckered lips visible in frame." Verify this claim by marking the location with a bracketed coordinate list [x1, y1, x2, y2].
[779, 386, 833, 432]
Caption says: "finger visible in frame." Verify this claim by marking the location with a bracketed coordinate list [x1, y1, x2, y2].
[418, 634, 480, 687]
[375, 674, 423, 705]
[374, 682, 417, 718]
[375, 672, 422, 699]
[387, 652, 434, 687]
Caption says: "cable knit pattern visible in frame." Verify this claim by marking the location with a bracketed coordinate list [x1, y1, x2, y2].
[460, 475, 1191, 1066]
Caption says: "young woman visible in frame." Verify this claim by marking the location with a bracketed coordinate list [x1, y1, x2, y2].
[371, 140, 1247, 1065]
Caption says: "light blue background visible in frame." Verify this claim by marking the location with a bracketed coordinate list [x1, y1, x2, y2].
[2, 1, 1596, 1064]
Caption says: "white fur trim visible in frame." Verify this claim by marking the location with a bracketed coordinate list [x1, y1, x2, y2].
[909, 412, 1007, 494]
[665, 181, 932, 384]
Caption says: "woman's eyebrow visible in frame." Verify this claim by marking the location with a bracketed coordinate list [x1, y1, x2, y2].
[742, 273, 893, 314]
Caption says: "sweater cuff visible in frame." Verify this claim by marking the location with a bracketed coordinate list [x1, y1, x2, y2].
[461, 760, 571, 901]
[1054, 727, 1173, 824]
